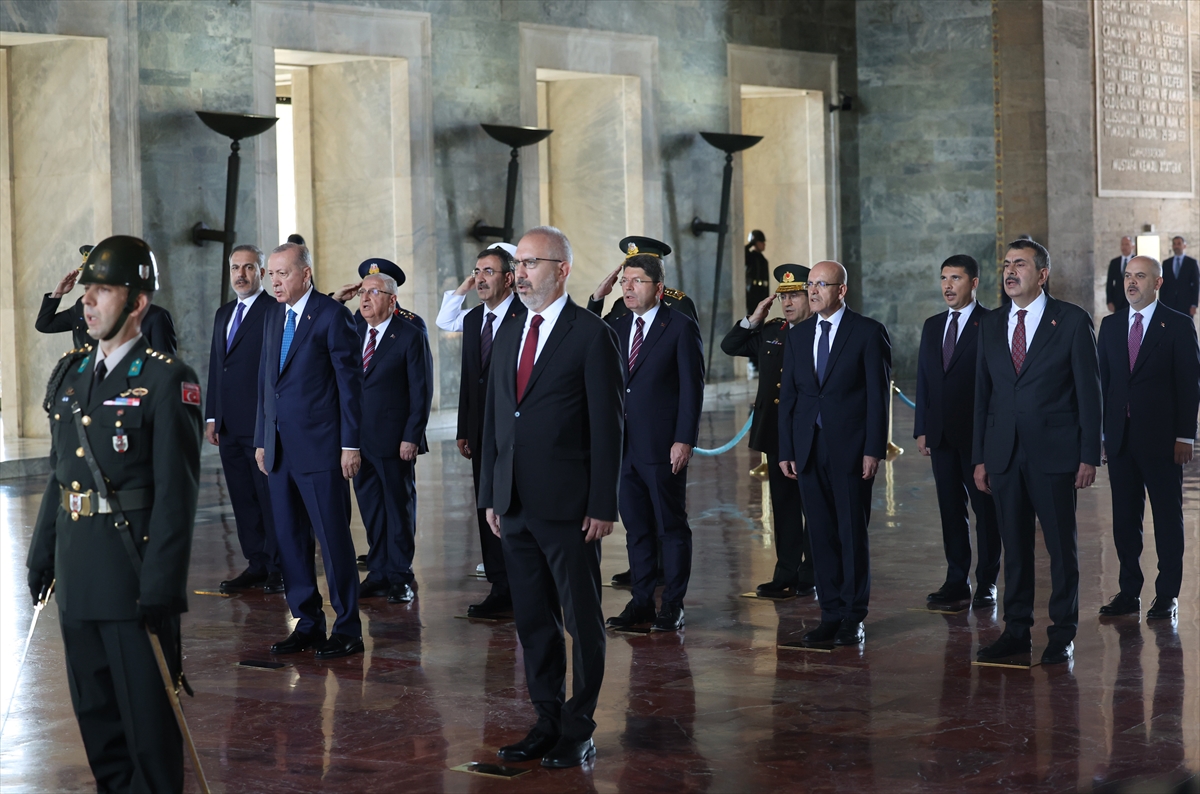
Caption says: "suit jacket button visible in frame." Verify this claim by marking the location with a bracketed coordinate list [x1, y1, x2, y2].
[514, 411, 520, 417]
[626, 388, 631, 393]
[479, 378, 484, 384]
[774, 398, 780, 404]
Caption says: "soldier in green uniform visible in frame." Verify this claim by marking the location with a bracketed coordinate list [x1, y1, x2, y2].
[26, 235, 202, 793]
[588, 236, 698, 323]
[721, 264, 815, 598]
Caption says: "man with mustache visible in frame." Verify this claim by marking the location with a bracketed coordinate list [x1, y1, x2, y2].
[914, 255, 1000, 608]
[973, 239, 1102, 665]
[207, 244, 283, 594]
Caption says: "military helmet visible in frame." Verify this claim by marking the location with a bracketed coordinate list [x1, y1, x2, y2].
[80, 235, 159, 292]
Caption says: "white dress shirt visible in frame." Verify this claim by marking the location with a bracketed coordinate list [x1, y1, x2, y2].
[628, 302, 660, 353]
[1007, 290, 1047, 350]
[436, 291, 516, 333]
[285, 285, 314, 330]
[516, 292, 569, 368]
[362, 314, 392, 357]
[225, 288, 265, 339]
[1128, 300, 1194, 444]
[94, 334, 146, 380]
[943, 300, 976, 344]
[812, 304, 847, 364]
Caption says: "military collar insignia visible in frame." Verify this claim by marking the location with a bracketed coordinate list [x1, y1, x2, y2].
[127, 358, 143, 377]
[76, 356, 91, 373]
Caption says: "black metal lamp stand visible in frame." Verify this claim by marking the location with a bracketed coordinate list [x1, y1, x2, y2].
[471, 124, 553, 243]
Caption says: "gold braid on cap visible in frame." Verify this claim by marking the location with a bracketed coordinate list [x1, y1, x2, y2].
[625, 242, 660, 259]
[775, 270, 805, 293]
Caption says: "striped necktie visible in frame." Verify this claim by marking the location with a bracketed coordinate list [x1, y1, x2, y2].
[363, 328, 377, 370]
[480, 312, 495, 369]
[629, 317, 644, 370]
[1011, 310, 1027, 374]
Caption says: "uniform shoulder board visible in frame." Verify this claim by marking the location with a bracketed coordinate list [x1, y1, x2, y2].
[395, 308, 416, 321]
[663, 287, 686, 300]
[394, 307, 428, 333]
[44, 348, 90, 413]
[770, 317, 788, 327]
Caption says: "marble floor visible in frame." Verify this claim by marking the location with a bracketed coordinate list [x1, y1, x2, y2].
[1, 405, 1197, 793]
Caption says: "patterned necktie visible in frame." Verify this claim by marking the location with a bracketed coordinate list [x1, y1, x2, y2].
[363, 327, 377, 371]
[942, 311, 960, 371]
[227, 301, 245, 352]
[1011, 309, 1028, 375]
[516, 315, 543, 401]
[480, 312, 495, 370]
[279, 308, 296, 373]
[1128, 311, 1143, 371]
[629, 316, 645, 370]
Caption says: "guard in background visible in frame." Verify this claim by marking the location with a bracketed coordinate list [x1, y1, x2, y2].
[26, 236, 203, 793]
[37, 244, 178, 354]
[744, 230, 769, 315]
[721, 264, 815, 598]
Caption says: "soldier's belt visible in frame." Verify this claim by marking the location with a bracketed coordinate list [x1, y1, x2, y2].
[60, 486, 151, 518]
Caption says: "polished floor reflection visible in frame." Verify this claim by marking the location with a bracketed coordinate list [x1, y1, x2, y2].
[1, 406, 1197, 792]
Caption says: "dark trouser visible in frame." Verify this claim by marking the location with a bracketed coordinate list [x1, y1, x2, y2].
[988, 444, 1079, 645]
[929, 441, 1001, 591]
[798, 428, 873, 624]
[218, 433, 279, 574]
[766, 451, 814, 587]
[59, 612, 183, 794]
[354, 451, 417, 587]
[619, 460, 692, 608]
[472, 452, 509, 596]
[268, 447, 361, 637]
[1108, 434, 1185, 600]
[500, 506, 605, 742]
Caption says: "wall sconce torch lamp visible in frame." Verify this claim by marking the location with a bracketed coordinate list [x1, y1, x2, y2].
[471, 124, 553, 243]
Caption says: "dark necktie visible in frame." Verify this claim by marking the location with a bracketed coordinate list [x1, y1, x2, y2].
[815, 320, 831, 429]
[227, 301, 245, 352]
[363, 328, 377, 370]
[480, 312, 495, 369]
[1175, 256, 1182, 278]
[516, 315, 543, 402]
[629, 316, 644, 370]
[1011, 309, 1028, 374]
[91, 359, 108, 401]
[942, 311, 960, 371]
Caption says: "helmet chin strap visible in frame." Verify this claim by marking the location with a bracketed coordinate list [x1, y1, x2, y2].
[101, 290, 141, 342]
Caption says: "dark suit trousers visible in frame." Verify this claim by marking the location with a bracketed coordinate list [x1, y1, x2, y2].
[988, 444, 1079, 644]
[268, 442, 361, 636]
[766, 452, 814, 587]
[929, 442, 1000, 590]
[59, 612, 182, 794]
[472, 452, 509, 595]
[798, 428, 873, 623]
[620, 460, 692, 607]
[501, 507, 605, 742]
[1108, 432, 1185, 600]
[218, 434, 279, 574]
[354, 451, 416, 587]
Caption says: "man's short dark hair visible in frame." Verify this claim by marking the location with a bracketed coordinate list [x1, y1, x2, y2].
[1007, 238, 1051, 271]
[623, 253, 664, 283]
[1172, 235, 1186, 244]
[478, 247, 514, 274]
[941, 254, 979, 280]
[232, 243, 265, 268]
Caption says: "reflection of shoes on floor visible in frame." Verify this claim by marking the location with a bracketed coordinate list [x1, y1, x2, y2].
[387, 583, 415, 604]
[220, 568, 267, 592]
[475, 563, 486, 574]
[1098, 592, 1140, 616]
[262, 572, 286, 594]
[1147, 596, 1178, 620]
[971, 584, 997, 608]
[1040, 640, 1073, 665]
[360, 578, 390, 598]
[606, 599, 656, 629]
[755, 581, 796, 598]
[467, 593, 513, 618]
[976, 631, 1031, 660]
[611, 569, 632, 586]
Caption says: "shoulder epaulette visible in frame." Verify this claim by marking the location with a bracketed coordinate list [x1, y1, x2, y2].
[143, 347, 176, 364]
[395, 308, 417, 321]
[44, 346, 91, 413]
[768, 317, 788, 326]
[663, 287, 686, 300]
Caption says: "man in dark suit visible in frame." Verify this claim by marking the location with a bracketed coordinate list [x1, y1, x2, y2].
[352, 258, 433, 605]
[778, 260, 892, 647]
[206, 244, 282, 594]
[1161, 236, 1199, 317]
[452, 246, 524, 617]
[479, 226, 623, 769]
[601, 236, 704, 633]
[914, 254, 1001, 608]
[1097, 255, 1199, 621]
[255, 242, 365, 660]
[1105, 235, 1135, 313]
[721, 264, 815, 599]
[973, 239, 1102, 665]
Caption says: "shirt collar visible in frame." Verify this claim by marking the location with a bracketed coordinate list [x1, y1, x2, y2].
[948, 300, 976, 321]
[817, 304, 847, 328]
[286, 285, 314, 317]
[1009, 290, 1047, 318]
[484, 292, 515, 321]
[238, 288, 264, 309]
[1130, 299, 1158, 322]
[527, 291, 568, 326]
[367, 314, 392, 334]
[633, 301, 660, 325]
[95, 333, 145, 371]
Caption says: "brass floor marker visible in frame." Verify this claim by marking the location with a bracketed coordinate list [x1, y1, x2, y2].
[454, 614, 512, 623]
[451, 762, 531, 779]
[777, 641, 836, 653]
[973, 655, 1039, 669]
[741, 591, 796, 602]
[238, 660, 289, 670]
[194, 590, 235, 598]
[908, 603, 969, 615]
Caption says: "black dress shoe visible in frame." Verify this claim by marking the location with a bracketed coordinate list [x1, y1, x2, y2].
[971, 584, 997, 608]
[834, 621, 865, 645]
[1099, 592, 1141, 616]
[467, 592, 513, 618]
[541, 737, 595, 769]
[315, 633, 364, 660]
[262, 572, 286, 594]
[497, 727, 559, 763]
[756, 581, 797, 598]
[356, 554, 368, 567]
[1147, 597, 1178, 620]
[802, 620, 841, 644]
[359, 578, 390, 598]
[270, 628, 326, 655]
[611, 569, 632, 586]
[977, 631, 1032, 660]
[1041, 640, 1073, 665]
[220, 568, 267, 592]
[795, 583, 816, 596]
[606, 600, 657, 628]
[651, 603, 684, 632]
[927, 583, 971, 603]
[387, 583, 415, 604]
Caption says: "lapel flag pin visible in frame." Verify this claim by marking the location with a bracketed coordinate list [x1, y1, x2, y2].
[1051, 320, 1057, 326]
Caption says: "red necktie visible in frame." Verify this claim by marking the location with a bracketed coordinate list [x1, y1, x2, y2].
[516, 315, 543, 401]
[363, 327, 377, 370]
[629, 316, 644, 370]
[1011, 309, 1027, 374]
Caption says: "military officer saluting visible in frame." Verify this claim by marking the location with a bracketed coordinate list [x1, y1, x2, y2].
[721, 264, 816, 598]
[26, 236, 203, 793]
[589, 237, 698, 323]
[332, 259, 428, 334]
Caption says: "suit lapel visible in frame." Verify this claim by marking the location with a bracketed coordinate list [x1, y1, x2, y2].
[614, 313, 632, 372]
[792, 317, 818, 389]
[946, 307, 984, 372]
[629, 306, 671, 381]
[1130, 304, 1167, 376]
[820, 309, 856, 386]
[463, 305, 483, 369]
[226, 293, 268, 356]
[214, 302, 233, 365]
[279, 294, 324, 376]
[520, 298, 576, 402]
[1016, 297, 1059, 380]
[364, 321, 397, 378]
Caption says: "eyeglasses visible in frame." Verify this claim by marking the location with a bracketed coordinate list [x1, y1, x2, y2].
[804, 281, 844, 290]
[472, 267, 503, 277]
[356, 288, 395, 298]
[515, 257, 564, 270]
[618, 277, 658, 287]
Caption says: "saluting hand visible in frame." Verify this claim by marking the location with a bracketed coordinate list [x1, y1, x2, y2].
[341, 450, 361, 480]
[332, 281, 362, 304]
[51, 268, 79, 299]
[592, 265, 622, 302]
[453, 274, 477, 296]
[582, 517, 613, 543]
[747, 294, 776, 328]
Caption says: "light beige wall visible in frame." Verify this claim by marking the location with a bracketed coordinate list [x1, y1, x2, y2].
[1, 38, 111, 439]
[543, 75, 643, 306]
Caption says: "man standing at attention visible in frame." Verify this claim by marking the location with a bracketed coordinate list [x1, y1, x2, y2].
[1105, 236, 1134, 314]
[778, 260, 892, 647]
[255, 242, 365, 660]
[973, 239, 1102, 665]
[478, 226, 623, 769]
[1161, 235, 1199, 317]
